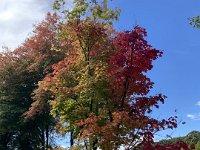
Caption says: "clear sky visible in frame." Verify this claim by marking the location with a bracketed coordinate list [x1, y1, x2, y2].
[1, 0, 200, 144]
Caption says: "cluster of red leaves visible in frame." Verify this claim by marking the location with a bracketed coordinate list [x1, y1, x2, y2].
[140, 141, 191, 150]
[108, 26, 163, 101]
[14, 13, 64, 73]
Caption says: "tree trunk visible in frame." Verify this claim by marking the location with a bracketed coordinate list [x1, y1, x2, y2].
[92, 138, 98, 150]
[70, 130, 74, 147]
[45, 125, 49, 149]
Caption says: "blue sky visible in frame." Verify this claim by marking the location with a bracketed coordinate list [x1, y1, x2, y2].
[1, 0, 200, 145]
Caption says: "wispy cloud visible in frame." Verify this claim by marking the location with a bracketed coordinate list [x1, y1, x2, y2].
[187, 113, 200, 120]
[187, 101, 200, 120]
[196, 101, 200, 106]
[0, 0, 52, 50]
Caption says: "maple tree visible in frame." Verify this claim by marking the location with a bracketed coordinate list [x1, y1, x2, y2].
[0, 13, 64, 150]
[19, 13, 67, 149]
[31, 0, 188, 149]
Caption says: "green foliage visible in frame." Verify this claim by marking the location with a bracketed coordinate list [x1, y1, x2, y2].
[196, 141, 200, 150]
[53, 0, 121, 25]
[0, 52, 40, 149]
[189, 16, 200, 28]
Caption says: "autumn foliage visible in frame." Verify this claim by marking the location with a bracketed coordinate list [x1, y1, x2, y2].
[0, 0, 190, 150]
[32, 16, 185, 150]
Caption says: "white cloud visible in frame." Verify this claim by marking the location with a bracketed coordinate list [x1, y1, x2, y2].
[187, 113, 200, 120]
[0, 0, 53, 50]
[187, 101, 200, 120]
[196, 101, 200, 106]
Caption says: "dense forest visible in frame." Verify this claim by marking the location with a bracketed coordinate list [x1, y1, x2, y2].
[0, 0, 199, 150]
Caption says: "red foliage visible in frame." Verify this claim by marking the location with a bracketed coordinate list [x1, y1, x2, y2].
[140, 141, 191, 150]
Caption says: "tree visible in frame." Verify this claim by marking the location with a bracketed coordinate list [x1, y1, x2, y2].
[0, 51, 42, 149]
[0, 13, 64, 150]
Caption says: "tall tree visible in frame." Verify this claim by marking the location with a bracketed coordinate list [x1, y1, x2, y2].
[0, 13, 64, 150]
[0, 51, 41, 149]
[31, 0, 187, 149]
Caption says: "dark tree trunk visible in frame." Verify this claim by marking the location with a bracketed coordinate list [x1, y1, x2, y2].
[70, 130, 74, 147]
[45, 125, 49, 149]
[92, 138, 98, 150]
